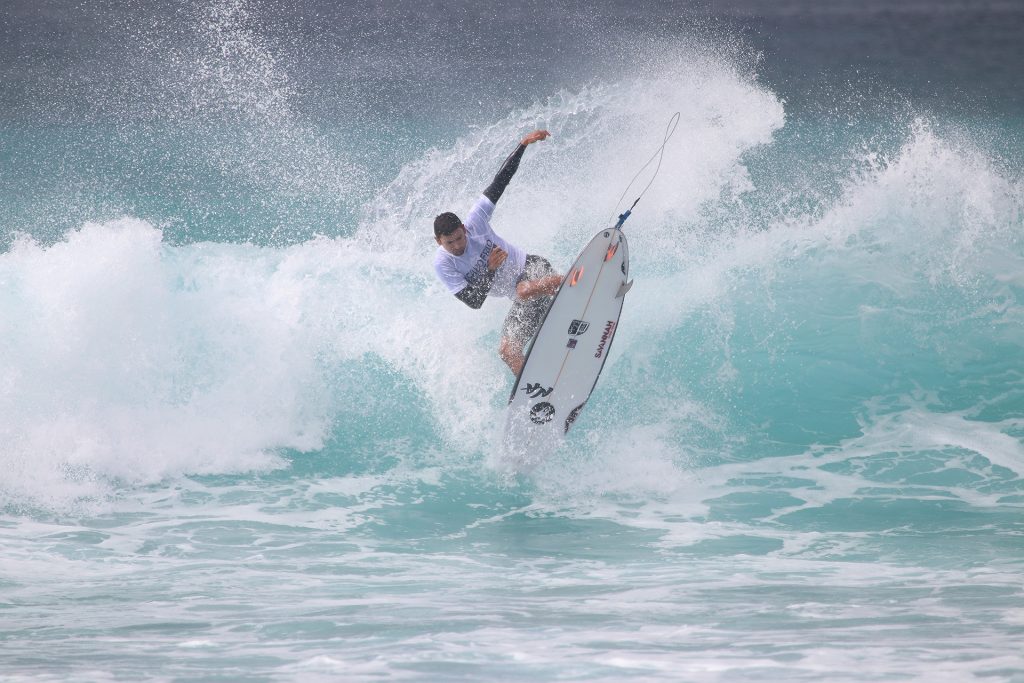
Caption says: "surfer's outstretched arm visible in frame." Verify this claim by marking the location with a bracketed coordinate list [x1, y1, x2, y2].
[483, 130, 550, 204]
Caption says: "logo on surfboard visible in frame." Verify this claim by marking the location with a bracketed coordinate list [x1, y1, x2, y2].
[568, 319, 590, 336]
[521, 383, 553, 398]
[593, 321, 616, 359]
[529, 402, 556, 424]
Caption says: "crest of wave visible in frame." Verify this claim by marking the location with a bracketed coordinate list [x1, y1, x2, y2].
[541, 118, 1024, 500]
[354, 45, 785, 454]
[0, 45, 788, 510]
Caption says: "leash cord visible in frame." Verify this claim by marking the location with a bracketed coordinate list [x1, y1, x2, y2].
[609, 111, 681, 229]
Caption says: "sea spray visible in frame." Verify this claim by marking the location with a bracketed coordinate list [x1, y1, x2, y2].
[2, 2, 1023, 678]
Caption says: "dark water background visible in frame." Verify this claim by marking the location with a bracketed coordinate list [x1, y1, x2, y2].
[3, 0, 1022, 246]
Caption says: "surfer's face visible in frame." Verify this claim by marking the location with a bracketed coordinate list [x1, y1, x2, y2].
[436, 225, 467, 256]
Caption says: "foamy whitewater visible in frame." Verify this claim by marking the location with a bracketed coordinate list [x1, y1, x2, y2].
[2, 1, 1023, 680]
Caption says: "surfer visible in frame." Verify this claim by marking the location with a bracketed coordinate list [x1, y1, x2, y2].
[433, 129, 562, 375]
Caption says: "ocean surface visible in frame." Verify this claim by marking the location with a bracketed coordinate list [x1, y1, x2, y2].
[2, 1, 1023, 680]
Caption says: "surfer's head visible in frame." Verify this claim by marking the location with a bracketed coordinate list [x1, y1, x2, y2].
[434, 212, 467, 256]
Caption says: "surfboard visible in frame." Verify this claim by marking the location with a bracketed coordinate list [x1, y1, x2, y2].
[503, 226, 632, 469]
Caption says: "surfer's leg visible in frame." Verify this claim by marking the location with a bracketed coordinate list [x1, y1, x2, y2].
[499, 256, 558, 375]
[516, 255, 559, 300]
[500, 300, 529, 375]
[498, 336, 524, 375]
[499, 291, 553, 375]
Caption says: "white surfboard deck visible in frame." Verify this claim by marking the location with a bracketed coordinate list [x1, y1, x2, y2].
[502, 226, 631, 471]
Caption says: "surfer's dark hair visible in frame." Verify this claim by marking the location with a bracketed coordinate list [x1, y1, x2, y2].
[434, 212, 462, 237]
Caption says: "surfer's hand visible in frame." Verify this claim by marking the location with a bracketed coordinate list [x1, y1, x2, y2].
[521, 130, 550, 145]
[488, 246, 508, 272]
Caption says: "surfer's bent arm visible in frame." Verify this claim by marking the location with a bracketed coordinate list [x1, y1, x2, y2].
[482, 130, 550, 204]
[453, 245, 509, 309]
[454, 270, 495, 309]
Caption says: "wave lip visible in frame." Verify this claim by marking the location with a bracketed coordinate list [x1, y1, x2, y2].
[4, 45, 1023, 514]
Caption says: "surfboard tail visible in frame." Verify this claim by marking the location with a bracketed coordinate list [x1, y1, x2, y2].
[564, 402, 587, 433]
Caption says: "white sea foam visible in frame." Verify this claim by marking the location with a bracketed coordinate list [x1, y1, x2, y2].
[2, 44, 1022, 518]
[4, 4, 1024, 682]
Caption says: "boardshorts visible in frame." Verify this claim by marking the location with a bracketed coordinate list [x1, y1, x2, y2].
[501, 254, 556, 349]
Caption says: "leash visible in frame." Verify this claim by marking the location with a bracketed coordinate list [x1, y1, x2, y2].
[609, 111, 681, 229]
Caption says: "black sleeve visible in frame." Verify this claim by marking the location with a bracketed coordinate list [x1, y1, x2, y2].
[454, 269, 496, 309]
[483, 143, 527, 204]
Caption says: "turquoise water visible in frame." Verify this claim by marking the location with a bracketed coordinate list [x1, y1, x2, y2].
[2, 1, 1023, 681]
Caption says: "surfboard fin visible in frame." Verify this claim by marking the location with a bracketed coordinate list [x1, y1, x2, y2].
[615, 280, 633, 298]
